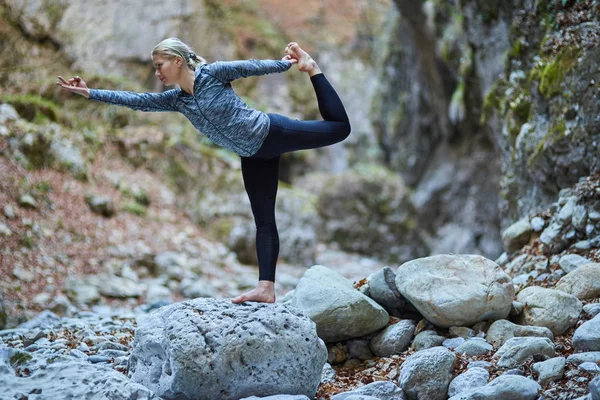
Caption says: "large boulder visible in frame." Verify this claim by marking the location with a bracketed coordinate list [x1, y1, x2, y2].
[291, 265, 389, 342]
[516, 286, 582, 335]
[395, 254, 514, 328]
[128, 298, 326, 400]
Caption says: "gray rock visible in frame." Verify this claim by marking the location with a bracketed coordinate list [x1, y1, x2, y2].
[12, 265, 34, 282]
[590, 376, 600, 400]
[347, 339, 373, 360]
[579, 362, 600, 373]
[516, 286, 582, 335]
[1, 354, 159, 399]
[240, 396, 310, 400]
[321, 363, 336, 384]
[3, 204, 16, 219]
[395, 255, 514, 328]
[493, 337, 555, 368]
[501, 217, 532, 253]
[559, 254, 594, 274]
[179, 278, 219, 299]
[556, 263, 600, 300]
[291, 265, 389, 342]
[399, 346, 456, 400]
[573, 240, 592, 250]
[449, 326, 475, 339]
[443, 337, 465, 349]
[557, 197, 577, 225]
[51, 137, 88, 180]
[97, 275, 143, 298]
[573, 314, 600, 352]
[0, 103, 19, 124]
[17, 310, 61, 330]
[567, 352, 600, 365]
[19, 194, 37, 209]
[369, 320, 416, 357]
[533, 356, 565, 385]
[448, 367, 489, 397]
[448, 374, 540, 400]
[454, 338, 493, 356]
[530, 217, 546, 232]
[573, 205, 589, 231]
[584, 303, 600, 318]
[367, 267, 406, 309]
[84, 195, 115, 217]
[128, 298, 326, 400]
[410, 330, 445, 351]
[331, 381, 404, 400]
[154, 251, 189, 272]
[540, 221, 568, 253]
[467, 361, 491, 369]
[486, 319, 553, 349]
[0, 222, 11, 236]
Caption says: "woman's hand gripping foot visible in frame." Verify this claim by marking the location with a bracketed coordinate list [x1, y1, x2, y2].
[285, 42, 322, 77]
[231, 280, 276, 304]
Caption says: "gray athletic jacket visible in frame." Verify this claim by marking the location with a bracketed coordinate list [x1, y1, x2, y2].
[88, 59, 293, 157]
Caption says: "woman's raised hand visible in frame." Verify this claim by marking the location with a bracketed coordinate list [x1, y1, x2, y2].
[56, 75, 90, 98]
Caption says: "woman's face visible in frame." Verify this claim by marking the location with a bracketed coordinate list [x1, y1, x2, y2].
[152, 54, 181, 86]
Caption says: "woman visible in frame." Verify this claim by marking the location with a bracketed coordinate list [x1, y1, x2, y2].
[57, 37, 351, 304]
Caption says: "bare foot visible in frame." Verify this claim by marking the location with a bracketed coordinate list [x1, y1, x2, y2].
[285, 42, 322, 77]
[231, 280, 276, 304]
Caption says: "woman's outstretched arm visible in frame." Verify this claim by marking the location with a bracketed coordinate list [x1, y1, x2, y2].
[208, 56, 297, 83]
[87, 88, 178, 112]
[56, 75, 177, 112]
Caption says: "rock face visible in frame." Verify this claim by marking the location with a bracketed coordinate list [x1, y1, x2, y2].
[301, 165, 429, 264]
[128, 298, 327, 400]
[395, 254, 514, 327]
[399, 346, 456, 400]
[516, 286, 582, 335]
[291, 265, 390, 342]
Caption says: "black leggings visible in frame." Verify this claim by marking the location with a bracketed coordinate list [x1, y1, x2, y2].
[240, 73, 351, 282]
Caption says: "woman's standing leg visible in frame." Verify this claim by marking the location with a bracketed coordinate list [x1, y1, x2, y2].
[231, 155, 280, 303]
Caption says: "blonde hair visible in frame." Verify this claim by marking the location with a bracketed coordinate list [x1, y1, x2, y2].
[151, 37, 207, 70]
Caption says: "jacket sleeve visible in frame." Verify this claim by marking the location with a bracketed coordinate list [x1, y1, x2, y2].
[88, 89, 178, 112]
[207, 59, 293, 83]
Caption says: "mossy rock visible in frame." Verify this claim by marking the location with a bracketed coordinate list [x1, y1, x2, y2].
[1, 94, 60, 123]
[538, 47, 581, 99]
[10, 351, 33, 367]
[122, 201, 147, 216]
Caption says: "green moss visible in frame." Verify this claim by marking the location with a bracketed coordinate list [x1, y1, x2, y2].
[1, 94, 60, 122]
[122, 201, 147, 216]
[538, 47, 581, 99]
[10, 352, 32, 366]
[481, 80, 503, 123]
[528, 118, 567, 167]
